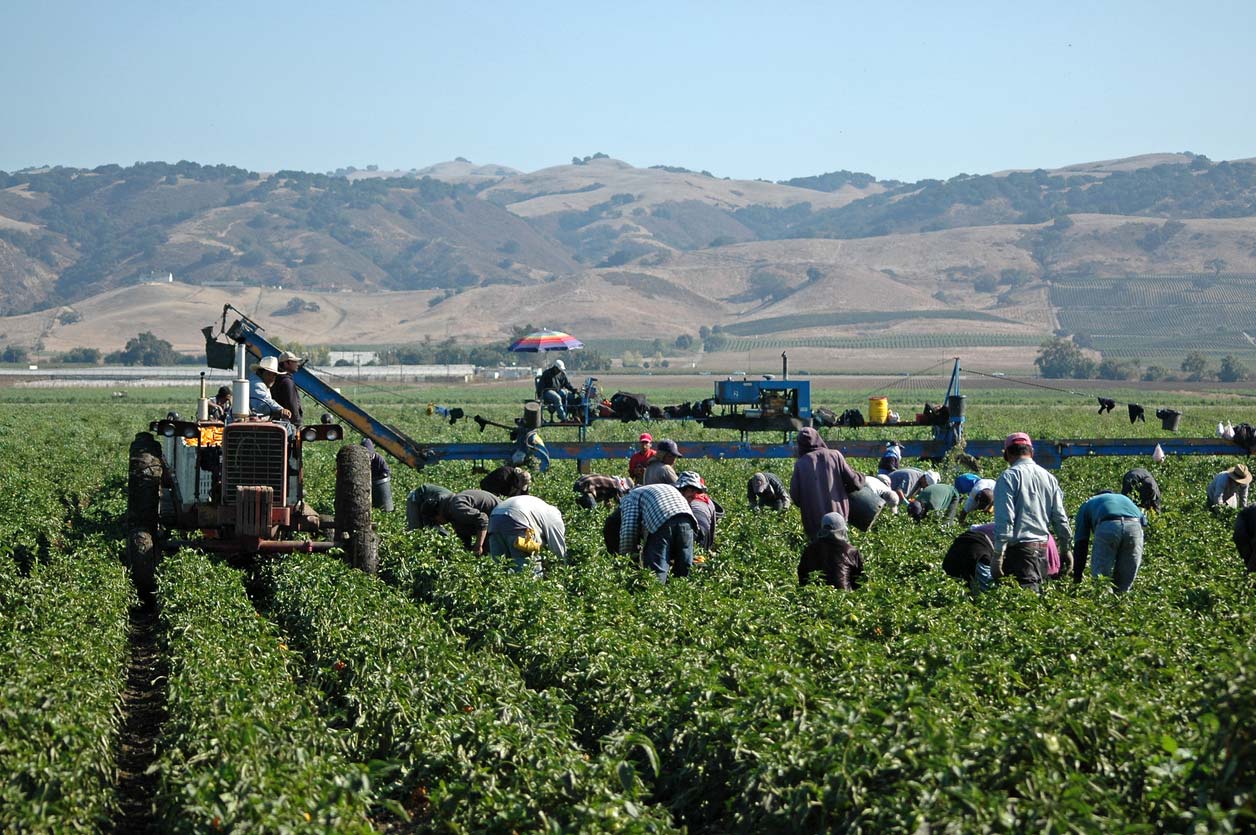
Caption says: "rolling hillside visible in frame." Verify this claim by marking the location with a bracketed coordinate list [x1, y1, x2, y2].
[3, 152, 1256, 372]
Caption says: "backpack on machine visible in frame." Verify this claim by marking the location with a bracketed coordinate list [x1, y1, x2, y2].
[610, 391, 650, 422]
[1232, 423, 1256, 453]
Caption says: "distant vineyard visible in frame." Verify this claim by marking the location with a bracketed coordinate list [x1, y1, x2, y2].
[721, 333, 1042, 352]
[721, 309, 1015, 336]
[1052, 274, 1256, 359]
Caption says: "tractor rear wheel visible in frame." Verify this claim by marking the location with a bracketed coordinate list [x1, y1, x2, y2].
[127, 449, 163, 530]
[126, 440, 164, 596]
[348, 529, 378, 575]
[126, 529, 157, 597]
[335, 445, 377, 574]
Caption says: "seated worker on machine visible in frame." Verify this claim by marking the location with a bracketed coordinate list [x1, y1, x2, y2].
[538, 359, 580, 421]
[207, 385, 232, 420]
[246, 356, 292, 422]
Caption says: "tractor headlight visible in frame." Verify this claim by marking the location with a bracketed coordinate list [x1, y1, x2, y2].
[301, 427, 317, 442]
[161, 422, 176, 437]
[326, 426, 341, 441]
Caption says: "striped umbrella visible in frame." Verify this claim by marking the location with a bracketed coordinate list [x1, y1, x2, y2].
[508, 329, 584, 352]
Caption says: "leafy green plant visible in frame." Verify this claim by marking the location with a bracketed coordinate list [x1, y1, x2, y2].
[0, 542, 132, 833]
[153, 549, 374, 833]
[263, 552, 677, 833]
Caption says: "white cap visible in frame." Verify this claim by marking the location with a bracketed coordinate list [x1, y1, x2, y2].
[554, 359, 565, 370]
[923, 470, 940, 486]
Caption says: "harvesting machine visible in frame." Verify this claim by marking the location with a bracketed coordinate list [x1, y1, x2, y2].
[124, 304, 1252, 592]
[124, 318, 378, 594]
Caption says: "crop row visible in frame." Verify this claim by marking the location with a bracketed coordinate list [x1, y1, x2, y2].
[0, 541, 132, 833]
[373, 451, 1256, 832]
[153, 548, 375, 833]
[721, 310, 1013, 337]
[262, 551, 678, 834]
[721, 333, 1041, 353]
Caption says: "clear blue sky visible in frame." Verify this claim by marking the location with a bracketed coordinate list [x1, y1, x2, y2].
[3, 1, 1253, 183]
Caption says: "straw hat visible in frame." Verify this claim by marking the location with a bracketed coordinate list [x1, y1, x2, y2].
[1227, 464, 1252, 484]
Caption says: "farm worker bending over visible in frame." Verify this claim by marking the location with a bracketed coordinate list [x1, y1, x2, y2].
[1072, 491, 1147, 593]
[790, 427, 865, 541]
[1206, 464, 1251, 510]
[865, 473, 901, 515]
[943, 526, 995, 593]
[246, 356, 292, 421]
[617, 484, 697, 583]
[888, 467, 934, 504]
[433, 489, 500, 555]
[641, 439, 682, 486]
[907, 482, 960, 523]
[573, 474, 634, 509]
[991, 432, 1073, 592]
[877, 442, 902, 476]
[628, 433, 656, 483]
[487, 495, 566, 577]
[479, 465, 532, 498]
[1232, 504, 1256, 572]
[957, 478, 997, 524]
[676, 471, 722, 552]
[1121, 468, 1162, 513]
[798, 512, 864, 590]
[406, 484, 453, 532]
[747, 471, 791, 511]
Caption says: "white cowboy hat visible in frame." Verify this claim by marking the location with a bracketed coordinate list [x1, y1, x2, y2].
[249, 355, 286, 375]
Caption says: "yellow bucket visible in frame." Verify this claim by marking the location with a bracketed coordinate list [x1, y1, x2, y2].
[868, 396, 889, 424]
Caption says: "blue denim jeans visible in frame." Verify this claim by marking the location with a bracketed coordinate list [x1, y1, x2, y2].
[971, 560, 993, 594]
[1090, 518, 1144, 593]
[641, 515, 694, 583]
[541, 389, 568, 421]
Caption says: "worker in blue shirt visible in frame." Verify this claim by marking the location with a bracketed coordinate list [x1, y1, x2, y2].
[1072, 491, 1147, 592]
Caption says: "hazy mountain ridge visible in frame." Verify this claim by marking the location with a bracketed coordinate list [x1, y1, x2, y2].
[3, 153, 1256, 367]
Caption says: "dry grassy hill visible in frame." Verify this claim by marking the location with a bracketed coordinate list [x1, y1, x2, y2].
[4, 152, 1256, 373]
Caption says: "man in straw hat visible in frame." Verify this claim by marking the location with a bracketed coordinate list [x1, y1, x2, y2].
[246, 355, 292, 421]
[991, 432, 1072, 592]
[1206, 463, 1252, 509]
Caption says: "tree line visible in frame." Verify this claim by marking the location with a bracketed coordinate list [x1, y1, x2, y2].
[1034, 336, 1249, 382]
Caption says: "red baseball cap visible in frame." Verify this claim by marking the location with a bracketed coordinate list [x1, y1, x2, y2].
[639, 433, 653, 442]
[1004, 432, 1033, 450]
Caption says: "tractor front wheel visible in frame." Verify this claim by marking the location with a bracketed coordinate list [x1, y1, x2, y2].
[334, 445, 377, 574]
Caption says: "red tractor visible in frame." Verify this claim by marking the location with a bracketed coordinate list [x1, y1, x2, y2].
[124, 377, 378, 595]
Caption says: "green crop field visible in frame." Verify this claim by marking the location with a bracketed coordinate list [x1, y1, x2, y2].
[1, 384, 1254, 833]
